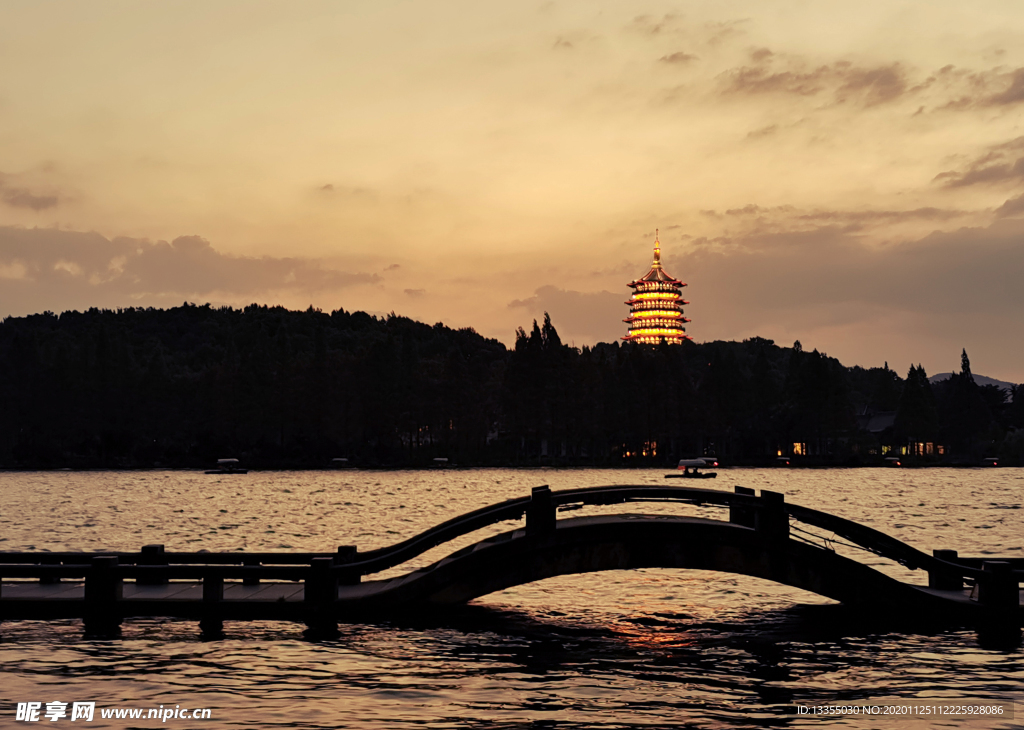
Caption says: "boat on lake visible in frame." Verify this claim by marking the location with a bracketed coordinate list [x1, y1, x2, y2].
[205, 458, 248, 475]
[665, 458, 718, 479]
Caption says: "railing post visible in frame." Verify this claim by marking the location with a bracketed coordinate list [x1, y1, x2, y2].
[756, 490, 789, 539]
[40, 555, 61, 584]
[304, 557, 338, 639]
[978, 561, 1017, 609]
[139, 544, 168, 585]
[526, 486, 555, 536]
[975, 560, 1022, 649]
[84, 556, 122, 638]
[928, 549, 964, 590]
[199, 574, 224, 639]
[336, 545, 360, 586]
[242, 558, 261, 586]
[730, 486, 756, 528]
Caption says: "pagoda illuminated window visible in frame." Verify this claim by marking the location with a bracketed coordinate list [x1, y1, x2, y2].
[622, 230, 691, 345]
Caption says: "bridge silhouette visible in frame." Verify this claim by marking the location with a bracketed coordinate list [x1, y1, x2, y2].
[0, 485, 1020, 639]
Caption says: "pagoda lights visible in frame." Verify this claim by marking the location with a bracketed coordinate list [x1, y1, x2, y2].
[622, 231, 691, 345]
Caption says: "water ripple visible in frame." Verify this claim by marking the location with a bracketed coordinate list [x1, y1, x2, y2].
[0, 468, 1021, 728]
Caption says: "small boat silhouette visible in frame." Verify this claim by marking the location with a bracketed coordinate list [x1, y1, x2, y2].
[665, 458, 718, 479]
[205, 458, 248, 475]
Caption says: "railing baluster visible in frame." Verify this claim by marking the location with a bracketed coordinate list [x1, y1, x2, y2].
[139, 544, 168, 585]
[304, 557, 338, 639]
[756, 490, 788, 539]
[929, 549, 964, 590]
[83, 556, 122, 638]
[243, 558, 261, 586]
[40, 555, 61, 584]
[336, 546, 360, 585]
[199, 575, 224, 638]
[730, 486, 756, 528]
[979, 561, 1016, 609]
[526, 486, 555, 536]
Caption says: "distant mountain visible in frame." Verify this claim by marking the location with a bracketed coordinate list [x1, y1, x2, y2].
[928, 373, 1016, 392]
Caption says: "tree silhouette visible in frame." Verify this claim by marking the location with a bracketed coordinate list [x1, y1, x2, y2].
[894, 365, 938, 446]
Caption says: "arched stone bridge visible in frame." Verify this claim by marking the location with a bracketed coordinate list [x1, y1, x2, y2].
[0, 485, 1021, 638]
[334, 485, 1022, 621]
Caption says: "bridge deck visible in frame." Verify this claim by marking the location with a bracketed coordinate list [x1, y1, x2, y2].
[4, 580, 1016, 607]
[1, 582, 304, 603]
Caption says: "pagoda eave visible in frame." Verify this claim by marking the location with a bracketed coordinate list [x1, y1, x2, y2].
[624, 318, 687, 324]
[621, 334, 693, 343]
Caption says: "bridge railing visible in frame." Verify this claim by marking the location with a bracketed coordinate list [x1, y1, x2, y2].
[547, 485, 1024, 587]
[0, 485, 1020, 589]
[337, 484, 1024, 588]
[347, 483, 1009, 587]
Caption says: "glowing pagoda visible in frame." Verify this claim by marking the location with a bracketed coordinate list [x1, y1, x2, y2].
[623, 231, 691, 344]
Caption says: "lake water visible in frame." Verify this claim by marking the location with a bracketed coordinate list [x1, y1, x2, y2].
[0, 468, 1021, 728]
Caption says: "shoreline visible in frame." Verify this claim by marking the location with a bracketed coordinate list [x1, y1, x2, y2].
[0, 462, 1010, 472]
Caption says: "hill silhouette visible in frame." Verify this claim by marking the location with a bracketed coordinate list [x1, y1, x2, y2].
[929, 372, 1014, 393]
[1, 305, 1021, 468]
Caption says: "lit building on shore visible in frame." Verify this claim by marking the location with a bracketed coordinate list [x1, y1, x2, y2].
[623, 231, 691, 345]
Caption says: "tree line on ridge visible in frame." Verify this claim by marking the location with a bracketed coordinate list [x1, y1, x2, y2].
[1, 304, 1021, 468]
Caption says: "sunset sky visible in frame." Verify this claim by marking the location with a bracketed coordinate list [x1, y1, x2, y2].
[2, 1, 1023, 380]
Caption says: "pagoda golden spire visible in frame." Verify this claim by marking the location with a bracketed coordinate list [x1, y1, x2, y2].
[652, 228, 662, 268]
